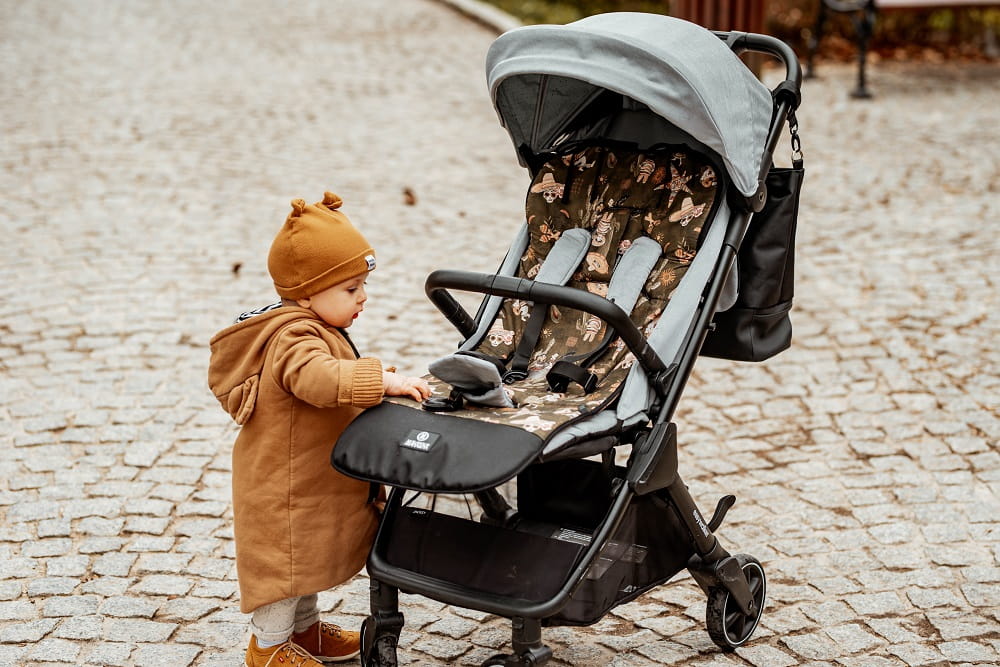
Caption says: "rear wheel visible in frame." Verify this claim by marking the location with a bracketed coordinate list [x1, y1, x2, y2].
[706, 554, 766, 651]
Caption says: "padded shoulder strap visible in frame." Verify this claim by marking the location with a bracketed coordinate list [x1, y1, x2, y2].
[432, 228, 592, 402]
[546, 236, 662, 392]
[606, 237, 663, 313]
[533, 228, 592, 284]
[507, 228, 592, 378]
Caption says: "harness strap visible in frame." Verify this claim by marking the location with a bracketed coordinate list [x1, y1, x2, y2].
[546, 236, 663, 393]
[429, 228, 591, 403]
[505, 228, 592, 381]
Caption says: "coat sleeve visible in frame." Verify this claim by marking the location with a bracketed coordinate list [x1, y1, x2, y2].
[271, 324, 384, 408]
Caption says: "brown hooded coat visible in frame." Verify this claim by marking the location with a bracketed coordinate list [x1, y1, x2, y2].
[207, 306, 383, 613]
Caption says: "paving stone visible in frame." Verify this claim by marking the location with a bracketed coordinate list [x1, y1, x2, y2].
[78, 537, 127, 554]
[823, 623, 887, 653]
[83, 642, 134, 666]
[836, 656, 906, 667]
[26, 577, 79, 596]
[635, 614, 698, 638]
[124, 516, 172, 534]
[157, 597, 222, 622]
[43, 594, 100, 617]
[77, 516, 126, 536]
[125, 536, 177, 553]
[93, 553, 138, 577]
[6, 500, 61, 523]
[736, 644, 797, 667]
[0, 645, 28, 667]
[43, 555, 90, 577]
[906, 586, 965, 608]
[52, 615, 102, 640]
[36, 519, 72, 538]
[99, 596, 160, 619]
[130, 574, 195, 596]
[937, 640, 999, 663]
[172, 620, 247, 649]
[80, 576, 134, 597]
[961, 582, 1000, 607]
[925, 609, 1000, 640]
[135, 553, 194, 574]
[176, 537, 221, 555]
[123, 498, 175, 516]
[103, 618, 178, 643]
[26, 637, 82, 663]
[0, 618, 59, 642]
[22, 538, 73, 558]
[636, 640, 697, 663]
[132, 643, 201, 666]
[122, 443, 168, 468]
[843, 591, 907, 616]
[0, 600, 38, 621]
[0, 582, 22, 602]
[411, 635, 474, 660]
[186, 557, 234, 580]
[780, 632, 844, 661]
[190, 580, 239, 599]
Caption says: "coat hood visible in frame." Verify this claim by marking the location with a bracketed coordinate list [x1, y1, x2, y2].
[208, 306, 316, 424]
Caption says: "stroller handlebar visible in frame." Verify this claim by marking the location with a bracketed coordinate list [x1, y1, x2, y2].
[426, 269, 671, 380]
[714, 30, 802, 107]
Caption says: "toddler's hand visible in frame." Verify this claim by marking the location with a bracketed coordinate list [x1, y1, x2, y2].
[383, 371, 432, 402]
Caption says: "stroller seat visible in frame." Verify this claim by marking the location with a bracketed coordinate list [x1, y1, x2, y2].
[336, 142, 724, 491]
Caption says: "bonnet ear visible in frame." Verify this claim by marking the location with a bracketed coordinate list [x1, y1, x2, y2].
[321, 191, 343, 210]
[288, 198, 307, 219]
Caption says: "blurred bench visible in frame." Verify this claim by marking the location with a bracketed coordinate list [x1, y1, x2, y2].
[805, 0, 999, 98]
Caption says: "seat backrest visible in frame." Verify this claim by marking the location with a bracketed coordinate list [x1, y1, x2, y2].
[476, 143, 721, 386]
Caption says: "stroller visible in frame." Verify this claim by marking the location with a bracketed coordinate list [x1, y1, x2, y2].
[334, 13, 802, 667]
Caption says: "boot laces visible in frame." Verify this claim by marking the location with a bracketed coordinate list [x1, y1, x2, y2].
[319, 622, 344, 639]
[276, 642, 314, 666]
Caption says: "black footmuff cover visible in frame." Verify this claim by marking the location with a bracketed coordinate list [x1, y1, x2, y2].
[332, 402, 544, 493]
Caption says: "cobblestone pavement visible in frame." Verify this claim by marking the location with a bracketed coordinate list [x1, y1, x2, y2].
[1, 1, 997, 665]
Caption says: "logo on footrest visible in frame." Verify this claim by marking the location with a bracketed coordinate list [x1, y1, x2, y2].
[400, 429, 441, 452]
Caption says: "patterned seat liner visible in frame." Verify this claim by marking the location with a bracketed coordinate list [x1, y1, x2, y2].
[394, 143, 721, 446]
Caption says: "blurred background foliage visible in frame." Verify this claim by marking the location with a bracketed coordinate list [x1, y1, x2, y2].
[480, 0, 1000, 62]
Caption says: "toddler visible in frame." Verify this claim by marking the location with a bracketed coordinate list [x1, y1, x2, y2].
[208, 192, 430, 666]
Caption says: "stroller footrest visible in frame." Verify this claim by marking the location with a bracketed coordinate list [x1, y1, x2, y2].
[333, 402, 544, 493]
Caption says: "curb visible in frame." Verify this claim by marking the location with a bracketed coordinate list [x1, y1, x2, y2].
[433, 0, 522, 34]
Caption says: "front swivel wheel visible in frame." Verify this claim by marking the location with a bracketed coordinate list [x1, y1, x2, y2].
[706, 553, 766, 651]
[360, 615, 399, 667]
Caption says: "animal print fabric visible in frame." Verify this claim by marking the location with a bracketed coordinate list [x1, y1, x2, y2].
[401, 145, 719, 445]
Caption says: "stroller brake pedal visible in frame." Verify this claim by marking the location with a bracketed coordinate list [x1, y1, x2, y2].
[708, 495, 736, 532]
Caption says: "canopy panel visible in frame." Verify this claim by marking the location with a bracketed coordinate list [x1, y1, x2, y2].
[486, 12, 773, 196]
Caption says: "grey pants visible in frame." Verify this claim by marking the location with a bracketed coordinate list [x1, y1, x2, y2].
[250, 594, 321, 644]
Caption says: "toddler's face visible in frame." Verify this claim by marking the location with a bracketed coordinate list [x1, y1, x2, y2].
[299, 274, 368, 328]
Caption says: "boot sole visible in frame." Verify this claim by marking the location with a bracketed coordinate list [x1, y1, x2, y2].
[316, 649, 361, 663]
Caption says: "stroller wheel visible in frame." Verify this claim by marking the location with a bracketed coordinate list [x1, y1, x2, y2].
[360, 617, 399, 667]
[481, 655, 508, 666]
[706, 553, 766, 651]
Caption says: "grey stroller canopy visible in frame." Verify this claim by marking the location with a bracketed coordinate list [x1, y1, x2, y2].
[486, 12, 774, 197]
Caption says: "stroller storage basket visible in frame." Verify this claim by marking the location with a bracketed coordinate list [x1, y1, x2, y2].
[371, 459, 694, 626]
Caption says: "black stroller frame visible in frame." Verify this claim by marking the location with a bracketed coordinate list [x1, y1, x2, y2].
[342, 26, 802, 667]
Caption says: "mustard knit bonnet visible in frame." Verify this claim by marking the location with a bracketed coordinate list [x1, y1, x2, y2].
[267, 192, 375, 300]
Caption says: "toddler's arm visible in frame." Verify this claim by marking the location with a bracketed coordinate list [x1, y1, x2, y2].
[383, 371, 431, 402]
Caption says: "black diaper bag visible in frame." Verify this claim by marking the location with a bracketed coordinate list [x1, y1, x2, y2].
[701, 113, 804, 362]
